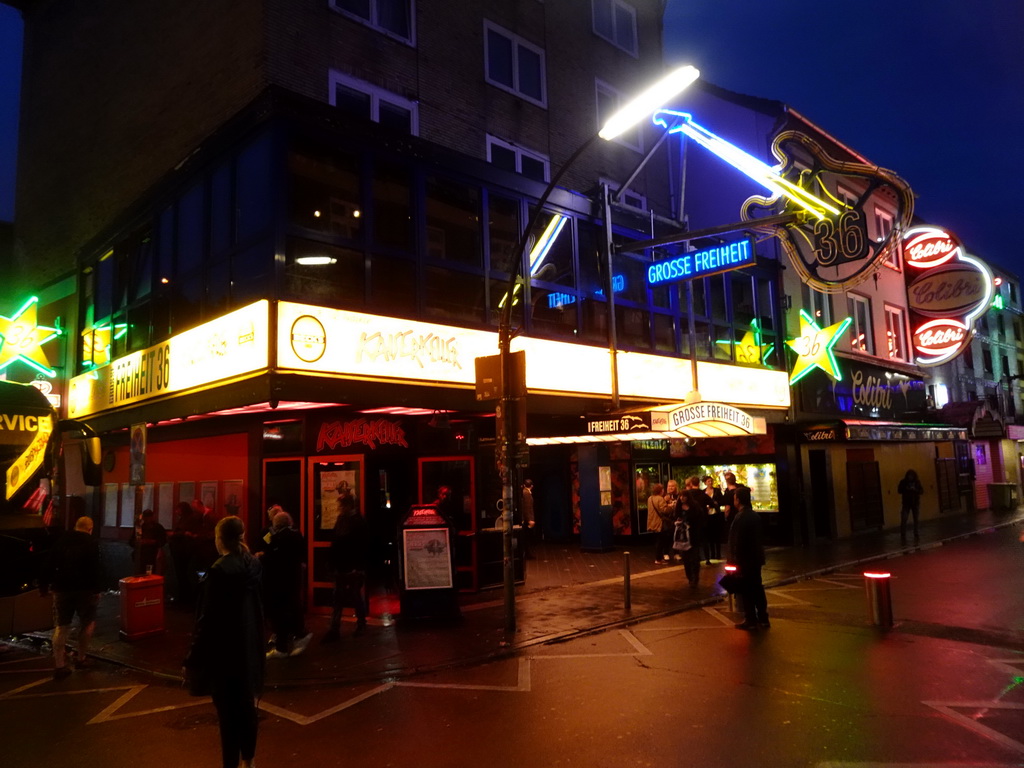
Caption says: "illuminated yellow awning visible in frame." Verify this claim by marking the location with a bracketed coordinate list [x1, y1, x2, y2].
[527, 401, 767, 446]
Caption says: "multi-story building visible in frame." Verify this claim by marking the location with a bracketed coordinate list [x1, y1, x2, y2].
[4, 0, 796, 603]
[928, 262, 1024, 509]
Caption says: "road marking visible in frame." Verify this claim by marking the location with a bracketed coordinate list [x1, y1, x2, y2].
[923, 700, 1024, 756]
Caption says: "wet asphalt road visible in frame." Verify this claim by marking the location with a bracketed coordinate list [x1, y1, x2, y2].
[4, 524, 1023, 768]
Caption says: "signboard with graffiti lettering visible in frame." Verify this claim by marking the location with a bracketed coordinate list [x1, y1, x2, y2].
[903, 226, 992, 367]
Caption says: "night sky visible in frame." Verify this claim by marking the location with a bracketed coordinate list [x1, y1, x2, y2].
[1, 3, 1022, 274]
[663, 0, 1024, 274]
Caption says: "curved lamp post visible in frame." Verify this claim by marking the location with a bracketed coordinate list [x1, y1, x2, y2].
[495, 65, 700, 635]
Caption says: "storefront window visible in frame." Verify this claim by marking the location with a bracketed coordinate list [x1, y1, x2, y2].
[672, 463, 778, 512]
[289, 147, 364, 241]
[372, 161, 414, 252]
[424, 266, 485, 325]
[284, 239, 365, 307]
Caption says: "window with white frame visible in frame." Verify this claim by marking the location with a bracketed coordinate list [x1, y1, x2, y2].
[596, 80, 642, 152]
[484, 21, 546, 107]
[592, 0, 637, 56]
[884, 305, 908, 361]
[848, 293, 874, 354]
[802, 283, 832, 325]
[874, 206, 898, 268]
[836, 183, 858, 208]
[329, 0, 414, 44]
[329, 71, 418, 135]
[486, 135, 549, 183]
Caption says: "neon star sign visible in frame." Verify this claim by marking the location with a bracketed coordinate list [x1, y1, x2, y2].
[716, 320, 775, 365]
[0, 296, 63, 378]
[786, 309, 852, 384]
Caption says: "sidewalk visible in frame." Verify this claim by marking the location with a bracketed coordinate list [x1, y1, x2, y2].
[23, 507, 1024, 688]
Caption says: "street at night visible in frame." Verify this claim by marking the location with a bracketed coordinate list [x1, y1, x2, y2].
[4, 524, 1022, 768]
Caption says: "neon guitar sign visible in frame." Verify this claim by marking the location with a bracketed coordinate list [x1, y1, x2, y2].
[653, 112, 914, 294]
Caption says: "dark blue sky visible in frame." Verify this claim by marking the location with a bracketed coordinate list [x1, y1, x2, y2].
[1, 3, 1022, 273]
[0, 5, 20, 223]
[663, 0, 1024, 274]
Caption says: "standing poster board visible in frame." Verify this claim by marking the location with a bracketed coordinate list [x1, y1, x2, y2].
[403, 527, 453, 590]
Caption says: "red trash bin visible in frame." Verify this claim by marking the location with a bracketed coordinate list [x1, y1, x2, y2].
[119, 574, 165, 640]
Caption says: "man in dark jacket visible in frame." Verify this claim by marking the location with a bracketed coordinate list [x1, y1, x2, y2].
[323, 494, 369, 642]
[258, 511, 310, 658]
[39, 516, 102, 679]
[727, 486, 769, 630]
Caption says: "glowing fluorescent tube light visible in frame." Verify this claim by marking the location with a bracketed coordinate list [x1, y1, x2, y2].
[296, 255, 337, 266]
[599, 66, 700, 141]
[499, 214, 567, 309]
[652, 110, 840, 220]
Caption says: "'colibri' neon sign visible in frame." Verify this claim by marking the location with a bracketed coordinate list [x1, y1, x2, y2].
[903, 226, 991, 367]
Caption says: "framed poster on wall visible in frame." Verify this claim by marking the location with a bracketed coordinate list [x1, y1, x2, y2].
[200, 481, 218, 514]
[102, 483, 119, 528]
[157, 482, 175, 529]
[223, 480, 243, 517]
[120, 484, 135, 527]
[178, 481, 195, 507]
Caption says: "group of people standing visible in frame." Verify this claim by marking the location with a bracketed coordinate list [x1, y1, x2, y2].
[646, 471, 769, 629]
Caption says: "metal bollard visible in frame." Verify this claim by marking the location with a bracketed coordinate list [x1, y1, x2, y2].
[623, 551, 631, 610]
[724, 564, 741, 613]
[863, 571, 893, 628]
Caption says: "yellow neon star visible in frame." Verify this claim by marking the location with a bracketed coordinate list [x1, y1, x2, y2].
[716, 329, 774, 365]
[786, 310, 852, 383]
[0, 297, 62, 377]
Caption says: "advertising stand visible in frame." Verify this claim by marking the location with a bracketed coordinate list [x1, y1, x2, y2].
[398, 504, 461, 620]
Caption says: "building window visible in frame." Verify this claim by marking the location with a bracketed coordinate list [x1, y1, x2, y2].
[329, 0, 414, 44]
[848, 293, 874, 354]
[329, 71, 418, 135]
[486, 135, 549, 182]
[592, 0, 637, 56]
[596, 80, 642, 152]
[802, 283, 832, 325]
[884, 305, 908, 361]
[484, 21, 546, 107]
[874, 206, 898, 269]
[982, 346, 994, 375]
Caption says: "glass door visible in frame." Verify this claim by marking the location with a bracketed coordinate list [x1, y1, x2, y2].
[308, 455, 364, 613]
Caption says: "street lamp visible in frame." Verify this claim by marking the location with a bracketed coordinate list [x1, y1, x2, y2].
[494, 65, 700, 635]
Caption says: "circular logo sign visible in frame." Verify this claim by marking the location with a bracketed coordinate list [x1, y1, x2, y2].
[290, 315, 327, 363]
[903, 226, 961, 268]
[913, 318, 968, 360]
[907, 263, 989, 318]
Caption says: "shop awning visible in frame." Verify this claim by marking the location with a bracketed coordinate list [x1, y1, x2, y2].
[526, 401, 768, 446]
[801, 420, 967, 442]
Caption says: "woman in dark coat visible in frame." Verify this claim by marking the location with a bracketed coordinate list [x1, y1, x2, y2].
[184, 516, 264, 768]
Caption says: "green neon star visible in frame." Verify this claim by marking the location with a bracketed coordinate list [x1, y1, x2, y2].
[786, 309, 851, 384]
[0, 297, 63, 378]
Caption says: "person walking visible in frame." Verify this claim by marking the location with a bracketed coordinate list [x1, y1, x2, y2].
[898, 469, 924, 544]
[647, 483, 671, 564]
[38, 516, 102, 679]
[520, 479, 536, 560]
[681, 476, 709, 588]
[728, 486, 769, 630]
[259, 510, 311, 658]
[183, 516, 264, 768]
[129, 508, 167, 575]
[702, 475, 724, 564]
[323, 494, 369, 642]
[660, 480, 683, 564]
